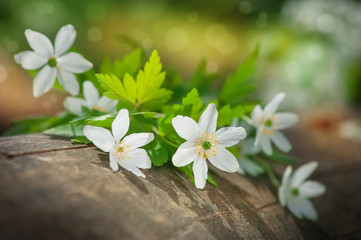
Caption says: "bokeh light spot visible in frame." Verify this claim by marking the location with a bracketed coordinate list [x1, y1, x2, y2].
[165, 27, 189, 51]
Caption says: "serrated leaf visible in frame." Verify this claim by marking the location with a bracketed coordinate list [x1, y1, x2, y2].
[136, 50, 172, 110]
[217, 104, 245, 127]
[220, 46, 259, 104]
[99, 48, 141, 79]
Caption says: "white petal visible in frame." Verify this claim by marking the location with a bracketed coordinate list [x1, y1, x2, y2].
[238, 157, 264, 176]
[172, 115, 199, 141]
[251, 105, 263, 127]
[98, 96, 118, 113]
[278, 185, 288, 207]
[128, 148, 152, 169]
[109, 153, 119, 171]
[292, 161, 318, 188]
[216, 127, 247, 147]
[63, 97, 86, 116]
[33, 65, 57, 97]
[254, 127, 263, 146]
[172, 141, 198, 167]
[198, 103, 218, 133]
[276, 113, 299, 130]
[244, 138, 261, 155]
[57, 70, 79, 95]
[83, 81, 99, 107]
[270, 131, 292, 152]
[287, 196, 304, 219]
[259, 134, 272, 155]
[14, 51, 47, 70]
[264, 92, 285, 114]
[299, 198, 318, 220]
[58, 52, 93, 73]
[83, 125, 115, 152]
[282, 166, 293, 186]
[117, 159, 146, 178]
[25, 29, 54, 57]
[299, 180, 326, 199]
[193, 157, 208, 189]
[112, 109, 129, 142]
[123, 133, 154, 149]
[54, 24, 76, 56]
[208, 146, 239, 173]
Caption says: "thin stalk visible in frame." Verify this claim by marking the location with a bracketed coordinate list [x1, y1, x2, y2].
[253, 156, 280, 188]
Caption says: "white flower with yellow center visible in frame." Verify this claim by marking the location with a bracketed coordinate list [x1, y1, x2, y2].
[252, 92, 298, 155]
[172, 103, 247, 189]
[64, 81, 117, 116]
[14, 24, 93, 97]
[83, 109, 154, 178]
[278, 161, 326, 220]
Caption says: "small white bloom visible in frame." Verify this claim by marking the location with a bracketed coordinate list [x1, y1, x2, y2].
[14, 24, 93, 97]
[237, 138, 264, 177]
[278, 161, 326, 221]
[64, 81, 117, 116]
[172, 103, 247, 189]
[252, 92, 298, 155]
[83, 109, 154, 178]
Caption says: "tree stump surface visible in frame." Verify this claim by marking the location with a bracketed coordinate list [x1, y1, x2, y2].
[0, 108, 360, 239]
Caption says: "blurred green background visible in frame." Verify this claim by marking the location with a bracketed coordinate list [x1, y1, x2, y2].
[1, 0, 361, 133]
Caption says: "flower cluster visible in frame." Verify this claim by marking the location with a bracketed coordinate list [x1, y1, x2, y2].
[13, 24, 326, 221]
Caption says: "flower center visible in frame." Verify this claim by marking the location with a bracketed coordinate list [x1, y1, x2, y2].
[259, 113, 279, 136]
[195, 131, 218, 160]
[291, 187, 299, 196]
[48, 57, 57, 67]
[90, 105, 106, 113]
[113, 141, 131, 161]
[202, 141, 211, 150]
[265, 119, 273, 127]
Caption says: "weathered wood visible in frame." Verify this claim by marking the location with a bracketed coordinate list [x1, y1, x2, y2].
[0, 133, 310, 240]
[286, 108, 361, 240]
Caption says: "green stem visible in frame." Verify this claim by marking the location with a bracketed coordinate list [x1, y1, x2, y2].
[70, 124, 76, 137]
[152, 126, 179, 148]
[241, 115, 253, 125]
[253, 156, 280, 188]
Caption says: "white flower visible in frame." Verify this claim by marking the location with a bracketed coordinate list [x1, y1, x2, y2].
[278, 161, 326, 220]
[237, 138, 264, 177]
[252, 92, 298, 155]
[14, 24, 93, 97]
[64, 81, 118, 116]
[83, 109, 154, 178]
[172, 103, 247, 189]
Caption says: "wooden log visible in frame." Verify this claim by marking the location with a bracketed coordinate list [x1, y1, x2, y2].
[0, 133, 315, 240]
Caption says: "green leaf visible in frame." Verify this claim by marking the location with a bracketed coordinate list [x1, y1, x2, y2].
[71, 136, 92, 144]
[136, 50, 172, 110]
[189, 59, 218, 94]
[206, 173, 218, 186]
[261, 150, 299, 165]
[220, 46, 259, 104]
[217, 104, 246, 127]
[144, 140, 169, 166]
[95, 73, 135, 106]
[99, 48, 141, 79]
[97, 50, 172, 111]
[44, 123, 85, 136]
[3, 112, 76, 136]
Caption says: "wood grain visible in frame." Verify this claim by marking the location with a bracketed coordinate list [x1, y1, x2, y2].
[0, 133, 309, 240]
